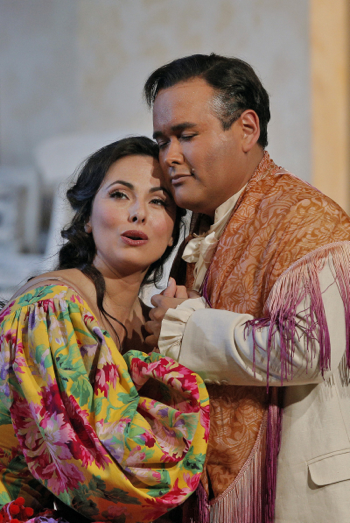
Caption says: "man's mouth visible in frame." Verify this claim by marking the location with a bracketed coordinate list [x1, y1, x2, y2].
[170, 173, 192, 185]
[121, 230, 149, 246]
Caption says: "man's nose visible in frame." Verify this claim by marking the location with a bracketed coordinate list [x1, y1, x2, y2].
[164, 140, 183, 167]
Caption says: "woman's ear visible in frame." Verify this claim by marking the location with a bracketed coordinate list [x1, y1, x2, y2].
[84, 222, 92, 234]
[168, 237, 174, 247]
[239, 109, 261, 153]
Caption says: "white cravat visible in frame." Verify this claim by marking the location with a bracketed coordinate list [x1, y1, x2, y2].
[182, 186, 246, 291]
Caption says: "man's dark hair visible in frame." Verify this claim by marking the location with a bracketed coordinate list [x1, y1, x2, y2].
[144, 53, 270, 148]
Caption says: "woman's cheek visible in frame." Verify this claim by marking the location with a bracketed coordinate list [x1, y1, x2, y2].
[153, 216, 174, 244]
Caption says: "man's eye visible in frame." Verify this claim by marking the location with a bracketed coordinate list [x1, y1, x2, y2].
[110, 190, 128, 199]
[181, 134, 196, 141]
[158, 141, 169, 150]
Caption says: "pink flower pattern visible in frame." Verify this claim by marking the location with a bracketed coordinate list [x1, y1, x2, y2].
[0, 285, 209, 522]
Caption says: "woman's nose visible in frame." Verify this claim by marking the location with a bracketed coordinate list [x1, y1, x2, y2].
[130, 213, 145, 224]
[129, 204, 146, 224]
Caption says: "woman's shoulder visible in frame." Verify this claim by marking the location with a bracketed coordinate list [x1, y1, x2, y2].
[3, 269, 97, 315]
[12, 269, 94, 299]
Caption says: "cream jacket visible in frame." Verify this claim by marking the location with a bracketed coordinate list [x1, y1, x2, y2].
[159, 254, 350, 522]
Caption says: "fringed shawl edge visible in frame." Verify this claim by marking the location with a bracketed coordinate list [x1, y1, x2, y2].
[246, 241, 350, 385]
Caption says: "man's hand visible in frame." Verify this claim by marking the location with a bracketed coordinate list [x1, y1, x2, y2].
[145, 278, 198, 348]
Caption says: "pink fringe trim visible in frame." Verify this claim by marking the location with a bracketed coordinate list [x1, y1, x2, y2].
[208, 411, 267, 523]
[265, 389, 282, 523]
[199, 242, 350, 521]
[181, 480, 210, 523]
[246, 242, 350, 385]
[197, 481, 210, 523]
[185, 412, 269, 523]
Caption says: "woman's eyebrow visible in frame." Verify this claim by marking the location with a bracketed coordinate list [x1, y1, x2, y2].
[104, 181, 171, 198]
[105, 180, 134, 190]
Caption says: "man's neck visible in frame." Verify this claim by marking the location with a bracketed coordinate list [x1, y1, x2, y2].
[206, 147, 265, 219]
[235, 146, 265, 196]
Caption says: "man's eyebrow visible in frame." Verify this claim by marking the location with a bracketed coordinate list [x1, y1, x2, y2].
[153, 122, 197, 140]
[171, 122, 197, 132]
[105, 180, 134, 190]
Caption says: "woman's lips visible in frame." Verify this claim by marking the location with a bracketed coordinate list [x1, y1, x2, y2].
[121, 230, 149, 246]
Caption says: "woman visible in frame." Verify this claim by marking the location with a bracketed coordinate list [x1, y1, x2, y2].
[0, 137, 209, 523]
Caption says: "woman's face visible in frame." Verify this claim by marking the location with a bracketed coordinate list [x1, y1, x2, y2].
[87, 155, 177, 279]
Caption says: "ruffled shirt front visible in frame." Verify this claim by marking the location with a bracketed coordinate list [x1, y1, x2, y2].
[182, 187, 246, 291]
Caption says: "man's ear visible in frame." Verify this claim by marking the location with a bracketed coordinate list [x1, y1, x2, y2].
[239, 109, 261, 153]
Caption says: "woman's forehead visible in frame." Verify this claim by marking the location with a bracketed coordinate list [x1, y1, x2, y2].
[103, 155, 165, 188]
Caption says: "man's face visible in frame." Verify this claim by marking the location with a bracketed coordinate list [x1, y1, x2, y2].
[152, 78, 250, 217]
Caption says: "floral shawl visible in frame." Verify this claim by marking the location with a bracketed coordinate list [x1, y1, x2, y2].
[0, 284, 209, 522]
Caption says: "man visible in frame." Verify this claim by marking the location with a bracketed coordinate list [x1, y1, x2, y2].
[143, 54, 350, 523]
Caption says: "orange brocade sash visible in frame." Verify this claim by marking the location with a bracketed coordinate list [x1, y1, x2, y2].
[183, 152, 350, 522]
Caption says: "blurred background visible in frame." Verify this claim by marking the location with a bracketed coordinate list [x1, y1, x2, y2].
[0, 0, 349, 299]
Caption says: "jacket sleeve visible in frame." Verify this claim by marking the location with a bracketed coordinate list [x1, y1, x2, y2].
[159, 248, 347, 386]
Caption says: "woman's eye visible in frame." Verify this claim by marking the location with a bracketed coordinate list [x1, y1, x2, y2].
[150, 198, 167, 207]
[110, 190, 128, 199]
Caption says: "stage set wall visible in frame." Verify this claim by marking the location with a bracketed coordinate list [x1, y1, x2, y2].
[0, 0, 349, 208]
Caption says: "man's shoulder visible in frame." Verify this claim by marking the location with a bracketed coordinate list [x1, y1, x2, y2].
[259, 167, 348, 217]
[229, 162, 350, 238]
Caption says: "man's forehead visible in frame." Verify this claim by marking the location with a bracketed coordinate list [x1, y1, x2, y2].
[152, 78, 216, 129]
[154, 78, 214, 106]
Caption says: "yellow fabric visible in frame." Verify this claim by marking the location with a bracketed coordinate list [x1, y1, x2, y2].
[0, 284, 209, 522]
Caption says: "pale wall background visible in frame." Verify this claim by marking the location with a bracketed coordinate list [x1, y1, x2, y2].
[0, 0, 311, 180]
[0, 0, 312, 297]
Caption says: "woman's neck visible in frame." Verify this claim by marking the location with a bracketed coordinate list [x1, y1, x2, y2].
[88, 258, 150, 351]
[102, 273, 150, 353]
[103, 272, 144, 323]
[92, 257, 146, 321]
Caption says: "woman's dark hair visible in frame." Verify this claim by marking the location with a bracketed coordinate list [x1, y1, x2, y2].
[58, 136, 185, 345]
[144, 53, 270, 148]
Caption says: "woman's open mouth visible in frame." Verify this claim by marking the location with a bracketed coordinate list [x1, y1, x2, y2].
[121, 230, 149, 246]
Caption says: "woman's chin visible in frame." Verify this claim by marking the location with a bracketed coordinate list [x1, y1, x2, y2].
[94, 259, 149, 280]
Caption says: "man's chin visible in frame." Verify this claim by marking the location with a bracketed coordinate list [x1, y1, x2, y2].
[173, 188, 196, 212]
[172, 193, 211, 215]
[174, 197, 198, 212]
